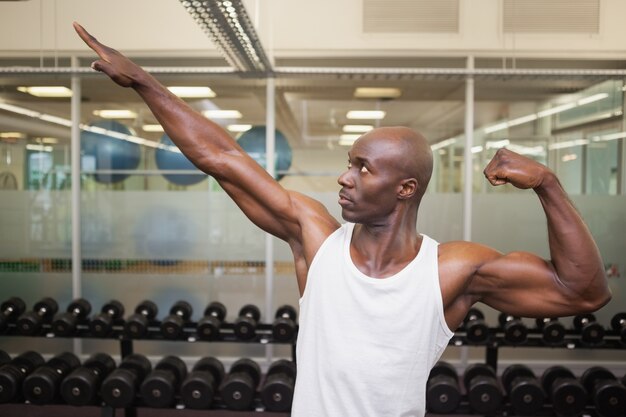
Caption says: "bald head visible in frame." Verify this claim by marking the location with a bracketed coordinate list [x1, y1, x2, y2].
[355, 126, 433, 202]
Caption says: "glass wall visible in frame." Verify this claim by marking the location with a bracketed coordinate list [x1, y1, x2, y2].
[0, 62, 624, 366]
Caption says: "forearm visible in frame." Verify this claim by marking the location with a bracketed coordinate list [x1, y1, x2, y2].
[535, 173, 610, 307]
[132, 70, 241, 174]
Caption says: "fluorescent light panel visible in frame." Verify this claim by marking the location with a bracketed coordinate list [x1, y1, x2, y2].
[93, 110, 138, 119]
[203, 110, 242, 119]
[0, 132, 25, 139]
[346, 110, 386, 120]
[17, 86, 72, 98]
[227, 124, 252, 133]
[342, 125, 373, 133]
[354, 88, 402, 99]
[167, 86, 216, 98]
[142, 124, 165, 132]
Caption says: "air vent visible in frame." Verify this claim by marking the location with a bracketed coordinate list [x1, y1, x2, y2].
[504, 0, 599, 33]
[363, 0, 459, 33]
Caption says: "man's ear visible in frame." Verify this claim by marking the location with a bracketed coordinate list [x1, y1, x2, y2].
[398, 178, 418, 200]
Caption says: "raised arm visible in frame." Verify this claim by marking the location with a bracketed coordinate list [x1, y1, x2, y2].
[458, 149, 610, 319]
[73, 23, 339, 289]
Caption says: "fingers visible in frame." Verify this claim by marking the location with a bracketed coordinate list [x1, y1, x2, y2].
[73, 22, 106, 56]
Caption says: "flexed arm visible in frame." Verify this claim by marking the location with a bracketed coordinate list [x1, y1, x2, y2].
[72, 23, 339, 272]
[463, 149, 610, 318]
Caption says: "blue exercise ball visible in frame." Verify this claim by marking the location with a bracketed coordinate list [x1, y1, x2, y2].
[237, 126, 292, 180]
[81, 120, 141, 184]
[155, 134, 206, 186]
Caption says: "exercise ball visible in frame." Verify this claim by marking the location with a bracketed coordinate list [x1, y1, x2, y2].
[155, 134, 206, 186]
[237, 126, 292, 180]
[81, 120, 141, 184]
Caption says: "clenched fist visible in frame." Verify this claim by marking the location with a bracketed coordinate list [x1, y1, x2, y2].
[483, 148, 553, 190]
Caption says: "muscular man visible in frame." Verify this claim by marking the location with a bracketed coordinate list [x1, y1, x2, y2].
[74, 23, 611, 417]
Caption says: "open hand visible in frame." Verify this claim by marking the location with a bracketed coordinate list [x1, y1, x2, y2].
[73, 22, 139, 88]
[483, 148, 552, 190]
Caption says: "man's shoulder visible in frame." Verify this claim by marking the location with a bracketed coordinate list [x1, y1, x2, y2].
[437, 240, 502, 277]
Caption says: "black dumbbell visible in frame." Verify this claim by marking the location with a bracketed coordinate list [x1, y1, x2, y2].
[52, 298, 92, 336]
[580, 366, 626, 417]
[180, 357, 225, 409]
[426, 361, 461, 414]
[16, 297, 58, 335]
[463, 363, 503, 414]
[0, 297, 26, 332]
[610, 312, 626, 345]
[536, 318, 566, 345]
[234, 304, 261, 340]
[463, 308, 490, 344]
[272, 305, 297, 342]
[60, 352, 116, 406]
[160, 300, 193, 339]
[0, 350, 9, 366]
[140, 355, 187, 408]
[22, 352, 80, 405]
[0, 351, 45, 403]
[261, 359, 296, 412]
[90, 300, 125, 337]
[498, 313, 528, 345]
[573, 313, 605, 346]
[124, 300, 158, 338]
[101, 353, 152, 408]
[501, 364, 545, 415]
[541, 366, 587, 417]
[197, 302, 226, 341]
[219, 358, 261, 410]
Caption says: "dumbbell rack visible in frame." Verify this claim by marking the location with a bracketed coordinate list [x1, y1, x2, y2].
[0, 318, 297, 417]
[444, 324, 625, 416]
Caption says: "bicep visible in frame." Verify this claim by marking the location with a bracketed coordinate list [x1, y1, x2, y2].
[470, 251, 583, 318]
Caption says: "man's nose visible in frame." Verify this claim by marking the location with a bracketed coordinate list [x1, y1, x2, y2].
[337, 170, 353, 187]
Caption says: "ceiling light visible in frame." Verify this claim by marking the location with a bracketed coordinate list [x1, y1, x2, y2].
[471, 146, 484, 153]
[484, 122, 508, 134]
[0, 132, 25, 139]
[548, 139, 589, 150]
[17, 86, 72, 98]
[430, 138, 457, 151]
[203, 110, 242, 119]
[562, 154, 578, 162]
[537, 103, 576, 118]
[354, 88, 402, 99]
[167, 86, 216, 98]
[142, 124, 165, 132]
[592, 131, 626, 142]
[346, 110, 386, 120]
[339, 134, 361, 146]
[343, 125, 373, 133]
[577, 93, 608, 106]
[507, 114, 538, 127]
[227, 124, 252, 132]
[35, 137, 58, 144]
[486, 139, 511, 149]
[26, 144, 52, 152]
[93, 110, 138, 119]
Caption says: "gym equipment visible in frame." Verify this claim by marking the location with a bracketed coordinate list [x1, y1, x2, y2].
[0, 351, 45, 403]
[462, 363, 503, 414]
[0, 297, 26, 332]
[81, 120, 141, 184]
[22, 352, 80, 405]
[610, 312, 626, 345]
[426, 361, 461, 414]
[463, 308, 490, 344]
[0, 350, 10, 366]
[101, 353, 152, 408]
[234, 304, 261, 340]
[580, 366, 626, 417]
[272, 305, 297, 342]
[180, 357, 225, 409]
[197, 301, 226, 341]
[60, 353, 116, 406]
[52, 298, 92, 336]
[541, 366, 587, 417]
[90, 300, 125, 337]
[220, 358, 261, 410]
[124, 300, 158, 338]
[498, 313, 528, 345]
[160, 300, 193, 340]
[140, 355, 187, 408]
[261, 359, 296, 412]
[155, 134, 206, 186]
[16, 297, 58, 335]
[501, 364, 545, 415]
[573, 313, 605, 346]
[237, 126, 292, 181]
[535, 318, 566, 345]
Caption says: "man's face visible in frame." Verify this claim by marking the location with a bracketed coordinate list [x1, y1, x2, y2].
[337, 136, 404, 224]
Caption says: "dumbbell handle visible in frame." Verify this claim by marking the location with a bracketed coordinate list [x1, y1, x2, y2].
[34, 307, 51, 317]
[69, 307, 82, 316]
[138, 308, 151, 316]
[2, 305, 17, 316]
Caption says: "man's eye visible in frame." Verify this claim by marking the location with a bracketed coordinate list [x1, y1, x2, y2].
[360, 165, 369, 173]
[347, 162, 352, 169]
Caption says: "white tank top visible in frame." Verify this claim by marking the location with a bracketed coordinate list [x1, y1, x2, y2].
[291, 222, 454, 417]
